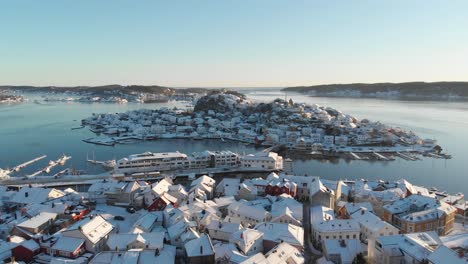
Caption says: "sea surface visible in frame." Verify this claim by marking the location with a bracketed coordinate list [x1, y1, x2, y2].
[0, 89, 466, 196]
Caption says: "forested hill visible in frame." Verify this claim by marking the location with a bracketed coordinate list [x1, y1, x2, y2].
[283, 82, 468, 100]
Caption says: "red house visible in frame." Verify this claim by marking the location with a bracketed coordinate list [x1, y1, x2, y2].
[12, 239, 40, 263]
[147, 193, 178, 212]
[265, 179, 298, 197]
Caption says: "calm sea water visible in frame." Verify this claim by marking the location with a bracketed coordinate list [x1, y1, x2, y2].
[0, 89, 466, 196]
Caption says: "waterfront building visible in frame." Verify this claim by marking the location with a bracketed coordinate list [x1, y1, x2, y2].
[240, 152, 283, 170]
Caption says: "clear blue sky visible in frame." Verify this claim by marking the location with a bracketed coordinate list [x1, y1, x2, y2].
[1, 0, 467, 87]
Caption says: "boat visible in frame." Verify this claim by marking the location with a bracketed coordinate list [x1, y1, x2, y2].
[58, 155, 72, 165]
[0, 169, 11, 180]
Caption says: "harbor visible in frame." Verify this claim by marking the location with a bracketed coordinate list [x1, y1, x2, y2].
[0, 88, 465, 197]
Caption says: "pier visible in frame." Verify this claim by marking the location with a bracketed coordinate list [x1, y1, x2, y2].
[12, 155, 47, 172]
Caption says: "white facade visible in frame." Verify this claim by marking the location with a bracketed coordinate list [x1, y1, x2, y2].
[240, 152, 283, 170]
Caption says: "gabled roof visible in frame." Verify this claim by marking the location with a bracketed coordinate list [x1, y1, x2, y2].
[152, 178, 173, 196]
[254, 223, 304, 247]
[314, 219, 360, 233]
[350, 209, 396, 233]
[206, 220, 243, 234]
[230, 228, 264, 252]
[9, 187, 65, 205]
[323, 239, 363, 264]
[51, 237, 85, 252]
[428, 245, 467, 264]
[133, 212, 162, 233]
[66, 215, 113, 244]
[107, 232, 165, 250]
[17, 212, 57, 230]
[265, 242, 305, 264]
[185, 234, 215, 257]
[19, 239, 40, 251]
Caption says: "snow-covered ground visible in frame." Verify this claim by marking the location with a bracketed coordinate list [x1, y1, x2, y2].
[92, 204, 144, 233]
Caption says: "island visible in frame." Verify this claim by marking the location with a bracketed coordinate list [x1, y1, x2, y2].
[81, 91, 450, 161]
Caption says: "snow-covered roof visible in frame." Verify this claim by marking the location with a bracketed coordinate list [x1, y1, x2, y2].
[350, 209, 396, 233]
[314, 219, 360, 233]
[377, 232, 442, 261]
[66, 215, 113, 244]
[19, 239, 40, 251]
[238, 252, 268, 264]
[310, 206, 335, 226]
[265, 242, 304, 264]
[254, 223, 304, 247]
[323, 239, 363, 264]
[428, 245, 467, 264]
[51, 237, 85, 252]
[228, 201, 271, 221]
[441, 233, 468, 249]
[89, 251, 139, 264]
[271, 196, 303, 221]
[132, 212, 163, 233]
[213, 241, 248, 263]
[343, 202, 374, 215]
[17, 212, 57, 230]
[229, 228, 264, 252]
[107, 232, 165, 250]
[185, 234, 215, 257]
[9, 187, 65, 205]
[206, 220, 242, 234]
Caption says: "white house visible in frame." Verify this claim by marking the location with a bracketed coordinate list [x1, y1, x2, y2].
[62, 215, 114, 253]
[240, 152, 283, 170]
[206, 220, 243, 242]
[350, 208, 399, 262]
[312, 219, 360, 248]
[254, 222, 304, 251]
[227, 201, 272, 228]
[229, 229, 264, 256]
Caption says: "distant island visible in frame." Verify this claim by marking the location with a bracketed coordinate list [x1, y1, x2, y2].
[0, 84, 208, 96]
[283, 82, 468, 100]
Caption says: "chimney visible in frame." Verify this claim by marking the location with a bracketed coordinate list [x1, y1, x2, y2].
[155, 248, 160, 256]
[361, 209, 365, 215]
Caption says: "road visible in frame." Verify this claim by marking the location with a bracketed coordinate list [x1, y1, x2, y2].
[302, 201, 323, 263]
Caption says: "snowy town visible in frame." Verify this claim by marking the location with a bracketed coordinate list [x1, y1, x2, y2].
[81, 92, 450, 161]
[0, 149, 466, 264]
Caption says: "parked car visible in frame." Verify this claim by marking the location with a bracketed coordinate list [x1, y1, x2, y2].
[114, 215, 125, 221]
